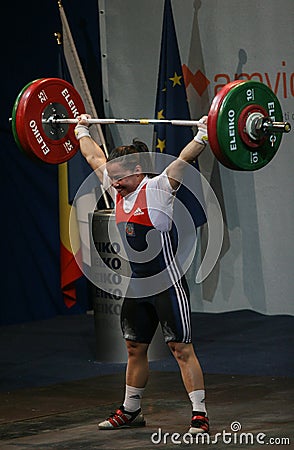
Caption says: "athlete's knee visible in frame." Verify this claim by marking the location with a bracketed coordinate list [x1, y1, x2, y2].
[168, 342, 194, 363]
[126, 340, 148, 358]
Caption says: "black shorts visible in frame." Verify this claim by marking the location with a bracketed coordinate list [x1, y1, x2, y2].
[120, 276, 192, 344]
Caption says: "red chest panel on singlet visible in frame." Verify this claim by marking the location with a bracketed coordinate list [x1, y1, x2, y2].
[115, 183, 153, 227]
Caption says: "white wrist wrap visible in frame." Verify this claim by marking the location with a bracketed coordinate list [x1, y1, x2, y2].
[74, 124, 91, 140]
[194, 128, 208, 146]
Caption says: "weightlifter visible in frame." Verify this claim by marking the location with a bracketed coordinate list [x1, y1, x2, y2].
[75, 114, 209, 435]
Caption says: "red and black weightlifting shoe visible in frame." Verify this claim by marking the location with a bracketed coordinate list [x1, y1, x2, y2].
[188, 411, 209, 435]
[98, 405, 146, 430]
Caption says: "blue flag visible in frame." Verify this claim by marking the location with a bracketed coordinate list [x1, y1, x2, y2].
[154, 0, 206, 229]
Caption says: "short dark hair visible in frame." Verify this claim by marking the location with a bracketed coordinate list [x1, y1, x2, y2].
[107, 139, 154, 175]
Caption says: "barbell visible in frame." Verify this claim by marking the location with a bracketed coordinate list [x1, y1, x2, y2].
[10, 77, 291, 170]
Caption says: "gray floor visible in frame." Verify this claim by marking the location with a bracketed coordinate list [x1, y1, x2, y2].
[0, 372, 293, 449]
[0, 311, 293, 449]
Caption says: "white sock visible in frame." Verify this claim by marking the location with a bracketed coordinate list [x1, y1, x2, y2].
[123, 385, 145, 412]
[188, 389, 207, 414]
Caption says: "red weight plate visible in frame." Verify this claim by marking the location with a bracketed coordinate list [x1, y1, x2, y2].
[15, 79, 46, 159]
[12, 79, 43, 155]
[207, 80, 245, 170]
[237, 104, 267, 148]
[16, 78, 85, 164]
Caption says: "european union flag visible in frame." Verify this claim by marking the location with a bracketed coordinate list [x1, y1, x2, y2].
[154, 0, 206, 229]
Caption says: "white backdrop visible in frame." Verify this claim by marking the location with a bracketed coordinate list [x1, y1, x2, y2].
[98, 0, 294, 315]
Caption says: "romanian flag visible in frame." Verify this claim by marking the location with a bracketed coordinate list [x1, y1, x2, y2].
[56, 2, 108, 307]
[58, 162, 83, 308]
[55, 30, 83, 308]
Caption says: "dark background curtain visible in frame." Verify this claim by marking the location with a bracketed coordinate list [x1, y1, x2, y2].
[1, 1, 103, 324]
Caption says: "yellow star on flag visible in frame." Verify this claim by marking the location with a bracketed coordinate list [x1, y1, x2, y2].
[157, 109, 165, 120]
[156, 138, 166, 153]
[169, 72, 182, 87]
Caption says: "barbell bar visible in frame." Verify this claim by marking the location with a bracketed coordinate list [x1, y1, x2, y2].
[43, 117, 202, 126]
[10, 77, 291, 170]
[42, 116, 290, 134]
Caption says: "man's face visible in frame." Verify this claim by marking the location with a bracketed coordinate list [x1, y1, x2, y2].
[106, 161, 142, 197]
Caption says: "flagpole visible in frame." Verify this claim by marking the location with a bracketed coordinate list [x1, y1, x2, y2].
[56, 1, 111, 209]
[57, 0, 108, 157]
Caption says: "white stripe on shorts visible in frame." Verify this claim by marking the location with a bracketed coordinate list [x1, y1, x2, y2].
[161, 232, 191, 342]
